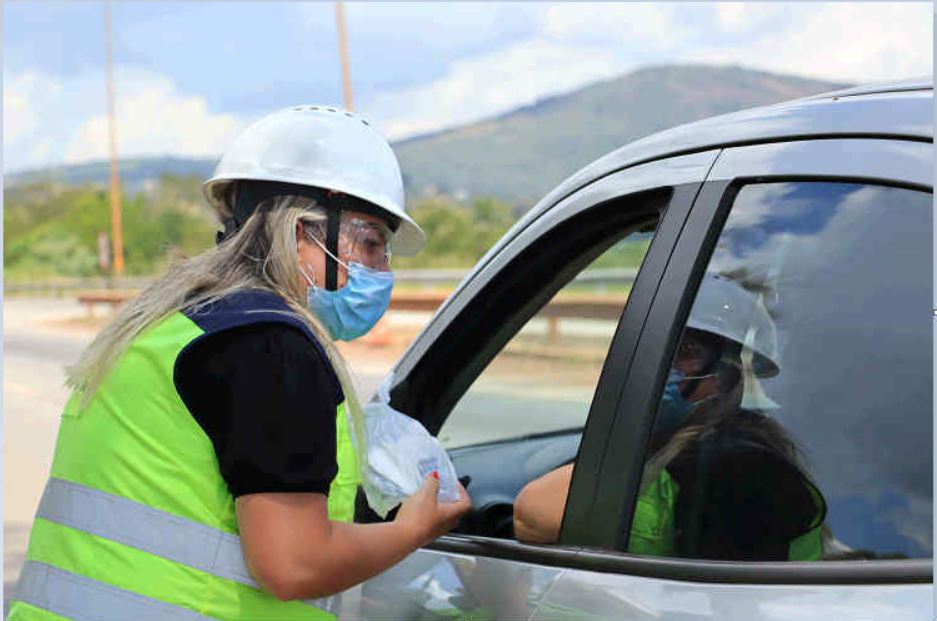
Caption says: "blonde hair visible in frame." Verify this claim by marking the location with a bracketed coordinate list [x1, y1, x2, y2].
[66, 195, 368, 470]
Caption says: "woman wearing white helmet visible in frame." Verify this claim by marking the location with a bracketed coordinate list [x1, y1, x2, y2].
[9, 107, 470, 621]
[513, 274, 826, 562]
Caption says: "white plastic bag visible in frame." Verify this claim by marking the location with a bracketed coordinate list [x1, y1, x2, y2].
[361, 377, 461, 518]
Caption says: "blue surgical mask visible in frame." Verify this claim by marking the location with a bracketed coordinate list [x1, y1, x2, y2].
[306, 262, 394, 341]
[654, 368, 716, 436]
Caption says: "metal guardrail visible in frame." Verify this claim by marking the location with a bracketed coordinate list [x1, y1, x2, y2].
[5, 277, 153, 294]
[4, 268, 638, 294]
[20, 268, 639, 343]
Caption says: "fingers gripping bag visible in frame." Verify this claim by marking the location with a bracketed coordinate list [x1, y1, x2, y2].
[359, 377, 460, 518]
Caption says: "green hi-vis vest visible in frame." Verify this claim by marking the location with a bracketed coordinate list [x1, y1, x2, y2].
[9, 291, 360, 621]
[629, 468, 825, 561]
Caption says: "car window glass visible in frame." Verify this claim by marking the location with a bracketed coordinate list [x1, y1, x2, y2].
[628, 182, 932, 561]
[438, 229, 655, 449]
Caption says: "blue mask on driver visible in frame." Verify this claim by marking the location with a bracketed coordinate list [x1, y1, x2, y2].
[306, 262, 394, 341]
[655, 368, 714, 437]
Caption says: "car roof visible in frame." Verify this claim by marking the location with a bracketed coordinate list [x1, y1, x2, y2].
[395, 80, 933, 386]
[459, 80, 932, 290]
[802, 77, 933, 100]
[532, 80, 933, 219]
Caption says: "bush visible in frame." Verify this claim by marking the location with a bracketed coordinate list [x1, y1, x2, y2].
[3, 177, 519, 278]
[7, 231, 98, 279]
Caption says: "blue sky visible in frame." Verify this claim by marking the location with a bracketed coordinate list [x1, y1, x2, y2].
[4, 2, 932, 173]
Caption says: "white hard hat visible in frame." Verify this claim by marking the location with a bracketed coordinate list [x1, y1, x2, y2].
[686, 273, 780, 378]
[203, 105, 426, 255]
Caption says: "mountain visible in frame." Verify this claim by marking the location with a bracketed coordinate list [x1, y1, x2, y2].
[393, 65, 845, 204]
[6, 65, 845, 206]
[5, 156, 216, 195]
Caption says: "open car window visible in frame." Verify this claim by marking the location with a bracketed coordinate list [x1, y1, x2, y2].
[383, 185, 687, 540]
[439, 232, 653, 449]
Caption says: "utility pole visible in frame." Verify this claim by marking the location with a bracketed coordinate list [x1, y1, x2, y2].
[335, 2, 354, 111]
[104, 0, 125, 276]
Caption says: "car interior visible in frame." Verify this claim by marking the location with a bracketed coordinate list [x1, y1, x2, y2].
[357, 189, 668, 542]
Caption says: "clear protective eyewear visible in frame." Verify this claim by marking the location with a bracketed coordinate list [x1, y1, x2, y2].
[303, 214, 393, 272]
[337, 216, 393, 271]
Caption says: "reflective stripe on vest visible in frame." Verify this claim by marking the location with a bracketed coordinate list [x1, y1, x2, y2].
[35, 477, 339, 614]
[9, 302, 357, 620]
[15, 561, 221, 621]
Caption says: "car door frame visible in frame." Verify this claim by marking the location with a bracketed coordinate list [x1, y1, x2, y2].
[380, 149, 721, 557]
[572, 136, 933, 583]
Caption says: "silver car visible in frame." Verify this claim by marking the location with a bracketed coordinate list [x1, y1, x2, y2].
[349, 81, 933, 620]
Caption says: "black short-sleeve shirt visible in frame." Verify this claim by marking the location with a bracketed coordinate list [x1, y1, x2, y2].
[174, 323, 343, 498]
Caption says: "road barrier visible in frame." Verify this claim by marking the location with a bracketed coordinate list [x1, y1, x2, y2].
[74, 289, 627, 344]
[5, 268, 636, 294]
[12, 269, 638, 342]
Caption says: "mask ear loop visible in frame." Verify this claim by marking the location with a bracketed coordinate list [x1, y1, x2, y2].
[299, 263, 317, 289]
[305, 228, 351, 272]
[325, 207, 342, 291]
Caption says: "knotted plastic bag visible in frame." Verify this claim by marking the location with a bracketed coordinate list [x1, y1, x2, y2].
[361, 378, 461, 518]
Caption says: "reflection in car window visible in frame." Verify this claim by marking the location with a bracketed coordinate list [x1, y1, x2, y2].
[438, 230, 655, 449]
[631, 182, 931, 561]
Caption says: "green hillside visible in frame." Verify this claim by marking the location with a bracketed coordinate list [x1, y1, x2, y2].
[4, 65, 847, 279]
[394, 65, 844, 204]
[7, 65, 845, 207]
[7, 156, 216, 194]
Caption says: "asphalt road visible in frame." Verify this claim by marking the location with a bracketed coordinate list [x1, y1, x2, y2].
[4, 297, 90, 613]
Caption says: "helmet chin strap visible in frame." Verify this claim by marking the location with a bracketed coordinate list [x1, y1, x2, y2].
[325, 207, 342, 291]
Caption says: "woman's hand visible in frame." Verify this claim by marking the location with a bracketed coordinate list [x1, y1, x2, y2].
[395, 474, 472, 544]
[237, 481, 468, 602]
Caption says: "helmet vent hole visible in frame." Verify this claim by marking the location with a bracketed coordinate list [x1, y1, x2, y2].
[326, 107, 337, 112]
[361, 119, 370, 126]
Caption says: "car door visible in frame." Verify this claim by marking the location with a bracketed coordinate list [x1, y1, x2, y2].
[539, 137, 932, 620]
[332, 150, 720, 619]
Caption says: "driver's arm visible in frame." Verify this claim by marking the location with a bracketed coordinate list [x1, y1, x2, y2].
[513, 463, 574, 543]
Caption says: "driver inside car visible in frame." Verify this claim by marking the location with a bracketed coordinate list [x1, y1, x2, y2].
[513, 274, 828, 561]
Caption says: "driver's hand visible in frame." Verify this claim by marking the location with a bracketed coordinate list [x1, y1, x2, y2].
[396, 474, 472, 544]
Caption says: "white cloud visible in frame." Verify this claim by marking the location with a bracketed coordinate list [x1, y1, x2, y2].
[373, 2, 931, 141]
[5, 2, 932, 168]
[3, 71, 62, 146]
[713, 2, 788, 34]
[3, 67, 245, 172]
[542, 2, 690, 49]
[368, 38, 621, 140]
[28, 136, 55, 165]
[697, 3, 932, 83]
[714, 2, 749, 33]
[63, 69, 245, 164]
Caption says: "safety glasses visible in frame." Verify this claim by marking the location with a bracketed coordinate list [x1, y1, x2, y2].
[338, 216, 393, 271]
[303, 214, 394, 272]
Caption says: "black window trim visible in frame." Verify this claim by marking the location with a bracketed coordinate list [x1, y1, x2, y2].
[560, 182, 707, 544]
[426, 535, 932, 585]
